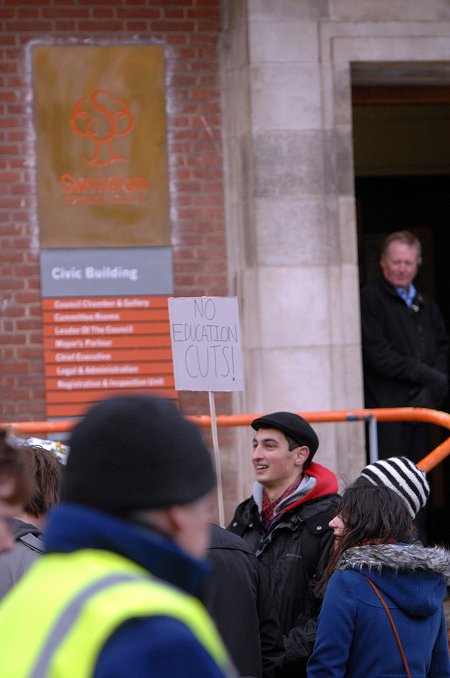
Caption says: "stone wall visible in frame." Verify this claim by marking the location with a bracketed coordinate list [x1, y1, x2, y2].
[0, 0, 228, 421]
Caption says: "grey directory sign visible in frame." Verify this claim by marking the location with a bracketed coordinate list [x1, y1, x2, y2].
[40, 247, 173, 297]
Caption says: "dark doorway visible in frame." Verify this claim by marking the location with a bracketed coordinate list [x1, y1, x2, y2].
[353, 84, 450, 547]
[355, 175, 450, 546]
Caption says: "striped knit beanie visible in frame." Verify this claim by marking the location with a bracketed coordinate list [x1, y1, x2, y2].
[359, 456, 430, 518]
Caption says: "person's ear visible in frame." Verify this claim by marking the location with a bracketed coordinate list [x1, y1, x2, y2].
[0, 478, 17, 501]
[294, 445, 310, 467]
[164, 505, 189, 536]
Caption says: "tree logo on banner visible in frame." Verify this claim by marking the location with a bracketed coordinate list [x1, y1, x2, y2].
[70, 90, 134, 167]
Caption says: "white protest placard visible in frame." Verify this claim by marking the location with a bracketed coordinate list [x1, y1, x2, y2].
[168, 296, 244, 392]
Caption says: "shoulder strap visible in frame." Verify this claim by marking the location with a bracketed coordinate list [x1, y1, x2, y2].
[363, 575, 411, 678]
[18, 532, 46, 554]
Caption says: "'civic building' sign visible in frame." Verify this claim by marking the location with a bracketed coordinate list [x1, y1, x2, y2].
[32, 44, 174, 417]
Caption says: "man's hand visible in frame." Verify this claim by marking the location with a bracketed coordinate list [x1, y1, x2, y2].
[416, 365, 448, 404]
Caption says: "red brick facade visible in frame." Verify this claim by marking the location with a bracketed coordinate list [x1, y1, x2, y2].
[0, 0, 229, 421]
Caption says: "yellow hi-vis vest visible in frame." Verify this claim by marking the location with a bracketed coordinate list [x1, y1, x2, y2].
[0, 548, 231, 677]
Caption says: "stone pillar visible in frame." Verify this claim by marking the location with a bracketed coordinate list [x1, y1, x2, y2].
[221, 1, 365, 496]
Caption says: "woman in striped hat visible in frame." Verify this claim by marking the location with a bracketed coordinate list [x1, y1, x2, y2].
[358, 455, 429, 518]
[358, 455, 430, 544]
[307, 478, 450, 677]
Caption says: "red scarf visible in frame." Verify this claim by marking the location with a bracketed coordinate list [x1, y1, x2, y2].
[260, 462, 338, 531]
[261, 474, 303, 526]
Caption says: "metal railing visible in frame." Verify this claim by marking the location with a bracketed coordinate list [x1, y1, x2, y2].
[3, 406, 450, 472]
[188, 407, 450, 473]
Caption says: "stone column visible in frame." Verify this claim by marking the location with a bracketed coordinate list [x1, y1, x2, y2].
[221, 0, 365, 495]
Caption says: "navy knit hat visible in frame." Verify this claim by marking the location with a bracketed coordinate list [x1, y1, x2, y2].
[62, 395, 216, 512]
[359, 456, 429, 518]
[251, 411, 319, 457]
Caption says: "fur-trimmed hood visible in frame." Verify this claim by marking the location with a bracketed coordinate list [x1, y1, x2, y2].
[335, 542, 450, 619]
[337, 542, 450, 582]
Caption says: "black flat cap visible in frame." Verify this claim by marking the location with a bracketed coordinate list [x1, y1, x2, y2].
[251, 411, 319, 456]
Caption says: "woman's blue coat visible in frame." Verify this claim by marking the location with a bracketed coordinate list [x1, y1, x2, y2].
[307, 542, 450, 677]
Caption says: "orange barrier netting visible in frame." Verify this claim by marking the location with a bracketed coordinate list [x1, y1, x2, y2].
[2, 407, 450, 473]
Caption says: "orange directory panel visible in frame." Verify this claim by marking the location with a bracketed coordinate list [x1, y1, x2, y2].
[42, 296, 176, 417]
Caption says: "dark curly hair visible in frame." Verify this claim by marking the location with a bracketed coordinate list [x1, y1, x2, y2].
[322, 482, 416, 586]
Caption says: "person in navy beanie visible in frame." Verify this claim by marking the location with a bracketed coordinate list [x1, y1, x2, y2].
[0, 394, 237, 677]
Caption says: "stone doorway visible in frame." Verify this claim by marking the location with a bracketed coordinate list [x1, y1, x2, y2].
[352, 79, 450, 546]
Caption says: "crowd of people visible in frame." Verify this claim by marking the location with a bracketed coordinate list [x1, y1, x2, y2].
[0, 392, 449, 677]
[0, 232, 448, 676]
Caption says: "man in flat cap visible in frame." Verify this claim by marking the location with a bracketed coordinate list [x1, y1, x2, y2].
[228, 412, 339, 678]
[0, 395, 235, 677]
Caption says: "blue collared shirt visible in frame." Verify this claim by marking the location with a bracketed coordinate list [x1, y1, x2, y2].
[396, 283, 416, 308]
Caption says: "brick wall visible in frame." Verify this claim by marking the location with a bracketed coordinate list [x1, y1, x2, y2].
[0, 0, 229, 421]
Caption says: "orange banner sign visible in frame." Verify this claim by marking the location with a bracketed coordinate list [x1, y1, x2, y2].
[42, 295, 175, 417]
